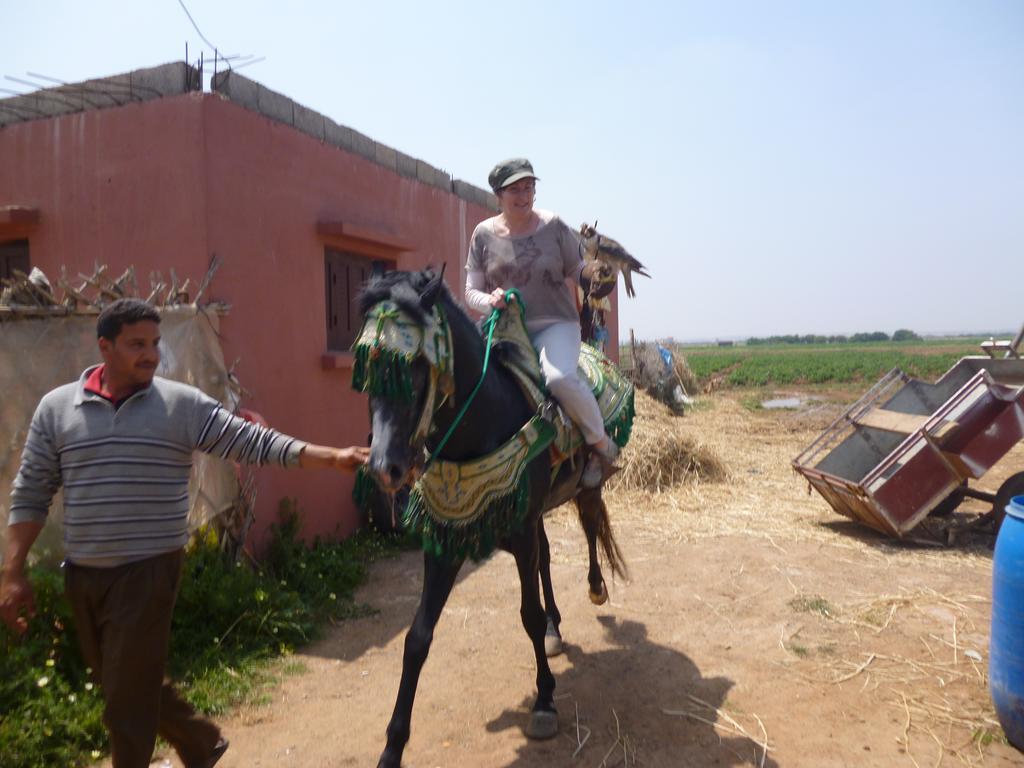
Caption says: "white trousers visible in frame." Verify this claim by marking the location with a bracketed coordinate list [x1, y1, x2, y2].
[529, 320, 606, 445]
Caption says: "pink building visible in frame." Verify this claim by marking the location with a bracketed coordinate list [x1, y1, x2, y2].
[0, 62, 620, 549]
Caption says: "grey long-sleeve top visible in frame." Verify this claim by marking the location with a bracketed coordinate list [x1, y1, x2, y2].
[9, 366, 306, 566]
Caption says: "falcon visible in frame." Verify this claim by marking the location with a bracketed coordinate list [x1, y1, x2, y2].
[579, 222, 650, 298]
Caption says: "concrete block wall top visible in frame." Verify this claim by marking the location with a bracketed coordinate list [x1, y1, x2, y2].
[256, 83, 295, 126]
[0, 62, 199, 128]
[211, 69, 258, 112]
[374, 143, 399, 173]
[210, 70, 495, 210]
[395, 150, 419, 180]
[349, 129, 377, 162]
[293, 103, 325, 141]
[324, 117, 354, 151]
[452, 180, 498, 211]
[129, 62, 199, 97]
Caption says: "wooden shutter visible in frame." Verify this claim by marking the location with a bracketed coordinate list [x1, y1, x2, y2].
[325, 249, 391, 351]
[0, 239, 30, 281]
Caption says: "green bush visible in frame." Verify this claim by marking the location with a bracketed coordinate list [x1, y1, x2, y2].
[0, 568, 106, 768]
[1, 507, 406, 768]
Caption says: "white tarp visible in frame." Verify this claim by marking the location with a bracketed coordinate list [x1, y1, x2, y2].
[0, 306, 240, 565]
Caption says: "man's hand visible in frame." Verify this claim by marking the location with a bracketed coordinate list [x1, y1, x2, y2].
[0, 570, 35, 635]
[300, 444, 370, 472]
[1, 521, 43, 635]
[333, 446, 370, 471]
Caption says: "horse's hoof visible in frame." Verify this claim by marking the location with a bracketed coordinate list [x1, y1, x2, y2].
[589, 581, 608, 605]
[526, 709, 559, 740]
[544, 629, 563, 657]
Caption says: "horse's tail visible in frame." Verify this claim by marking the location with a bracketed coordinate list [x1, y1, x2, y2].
[575, 489, 628, 580]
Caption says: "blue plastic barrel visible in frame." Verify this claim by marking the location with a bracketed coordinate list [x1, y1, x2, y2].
[992, 495, 1024, 750]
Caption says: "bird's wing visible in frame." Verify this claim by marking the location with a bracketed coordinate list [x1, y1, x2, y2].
[597, 237, 649, 275]
[594, 235, 629, 261]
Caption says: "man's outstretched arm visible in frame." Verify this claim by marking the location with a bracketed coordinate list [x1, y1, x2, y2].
[299, 444, 370, 472]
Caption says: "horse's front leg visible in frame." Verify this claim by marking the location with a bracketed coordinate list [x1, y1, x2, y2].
[537, 517, 564, 657]
[378, 552, 462, 768]
[510, 520, 559, 740]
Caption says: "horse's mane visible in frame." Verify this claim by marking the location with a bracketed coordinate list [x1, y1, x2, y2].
[359, 270, 433, 324]
[359, 268, 523, 367]
[358, 269, 476, 337]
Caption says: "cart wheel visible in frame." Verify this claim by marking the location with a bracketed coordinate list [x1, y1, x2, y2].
[992, 472, 1024, 536]
[929, 481, 967, 518]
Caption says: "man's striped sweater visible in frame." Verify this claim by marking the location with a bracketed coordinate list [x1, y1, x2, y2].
[9, 366, 307, 566]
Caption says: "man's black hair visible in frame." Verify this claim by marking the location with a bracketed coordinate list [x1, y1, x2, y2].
[96, 298, 161, 340]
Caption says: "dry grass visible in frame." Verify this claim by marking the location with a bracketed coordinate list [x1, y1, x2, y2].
[599, 391, 999, 569]
[776, 585, 1003, 766]
[609, 391, 728, 492]
[663, 694, 771, 767]
[589, 388, 1009, 764]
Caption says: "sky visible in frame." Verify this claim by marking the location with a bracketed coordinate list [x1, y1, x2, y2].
[5, 1, 1023, 341]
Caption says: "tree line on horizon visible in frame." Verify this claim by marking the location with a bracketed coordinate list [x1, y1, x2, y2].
[746, 329, 922, 345]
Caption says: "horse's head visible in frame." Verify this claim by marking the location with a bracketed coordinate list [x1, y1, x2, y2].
[351, 269, 453, 493]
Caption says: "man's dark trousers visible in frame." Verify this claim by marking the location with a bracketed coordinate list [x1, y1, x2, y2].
[65, 548, 221, 767]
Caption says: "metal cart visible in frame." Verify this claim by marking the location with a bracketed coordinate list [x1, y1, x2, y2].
[793, 330, 1024, 541]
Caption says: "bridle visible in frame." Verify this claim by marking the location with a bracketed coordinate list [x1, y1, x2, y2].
[351, 296, 505, 466]
[351, 299, 454, 452]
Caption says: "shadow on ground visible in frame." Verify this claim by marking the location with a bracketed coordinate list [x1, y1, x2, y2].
[302, 548, 486, 662]
[817, 517, 996, 557]
[486, 615, 778, 768]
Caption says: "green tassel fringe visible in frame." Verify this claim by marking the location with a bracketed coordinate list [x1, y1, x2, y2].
[607, 386, 636, 448]
[352, 466, 377, 509]
[351, 344, 416, 402]
[403, 475, 531, 563]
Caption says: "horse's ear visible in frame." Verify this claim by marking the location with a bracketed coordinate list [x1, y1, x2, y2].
[419, 263, 447, 309]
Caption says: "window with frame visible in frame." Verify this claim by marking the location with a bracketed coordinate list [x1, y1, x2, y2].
[325, 249, 391, 351]
[0, 239, 30, 281]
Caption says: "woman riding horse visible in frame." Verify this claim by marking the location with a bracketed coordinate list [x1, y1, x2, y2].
[465, 158, 620, 488]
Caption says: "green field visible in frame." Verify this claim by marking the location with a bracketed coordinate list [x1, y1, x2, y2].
[651, 339, 988, 388]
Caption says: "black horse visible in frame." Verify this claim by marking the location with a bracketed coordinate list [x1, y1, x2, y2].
[355, 269, 625, 768]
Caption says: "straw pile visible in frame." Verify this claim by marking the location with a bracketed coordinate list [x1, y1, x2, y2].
[673, 355, 699, 398]
[609, 390, 727, 492]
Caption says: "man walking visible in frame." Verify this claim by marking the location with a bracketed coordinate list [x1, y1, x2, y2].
[0, 298, 369, 768]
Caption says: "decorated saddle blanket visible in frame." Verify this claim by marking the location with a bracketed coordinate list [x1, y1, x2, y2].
[490, 300, 635, 459]
[402, 415, 556, 561]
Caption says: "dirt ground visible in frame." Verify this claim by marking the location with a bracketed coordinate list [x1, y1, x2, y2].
[142, 391, 1024, 768]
